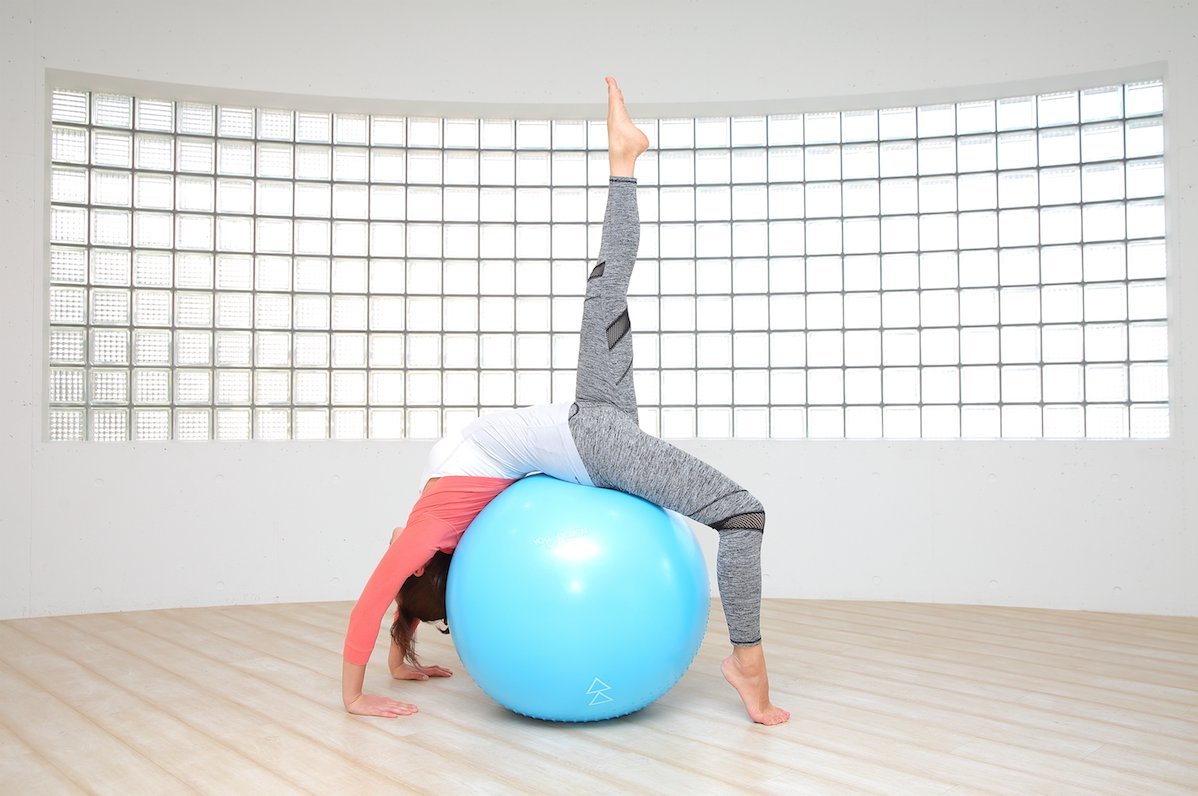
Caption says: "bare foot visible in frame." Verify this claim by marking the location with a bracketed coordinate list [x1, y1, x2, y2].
[721, 651, 791, 726]
[606, 76, 649, 172]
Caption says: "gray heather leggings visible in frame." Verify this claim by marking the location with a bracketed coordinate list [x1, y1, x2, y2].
[567, 175, 765, 647]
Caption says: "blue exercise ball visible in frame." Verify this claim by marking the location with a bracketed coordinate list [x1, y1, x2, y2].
[446, 474, 710, 722]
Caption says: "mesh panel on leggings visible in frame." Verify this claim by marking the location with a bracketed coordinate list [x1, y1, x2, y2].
[713, 511, 766, 532]
[606, 307, 630, 350]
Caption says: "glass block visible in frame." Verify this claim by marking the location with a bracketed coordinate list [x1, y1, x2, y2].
[480, 333, 513, 369]
[85, 367, 126, 405]
[843, 330, 878, 367]
[252, 370, 289, 405]
[49, 408, 85, 441]
[808, 368, 844, 404]
[695, 370, 731, 405]
[1128, 321, 1167, 361]
[249, 293, 287, 330]
[371, 371, 405, 405]
[210, 329, 250, 368]
[697, 407, 732, 438]
[90, 408, 129, 441]
[1039, 404, 1082, 438]
[291, 409, 328, 440]
[882, 406, 920, 438]
[332, 371, 367, 405]
[91, 168, 132, 207]
[446, 371, 480, 406]
[49, 367, 85, 404]
[479, 150, 516, 186]
[52, 125, 89, 167]
[659, 407, 693, 439]
[407, 370, 442, 405]
[516, 370, 550, 405]
[763, 367, 800, 404]
[1129, 362, 1168, 402]
[332, 295, 368, 330]
[91, 208, 131, 247]
[50, 327, 87, 365]
[1086, 404, 1128, 438]
[480, 371, 515, 405]
[172, 369, 211, 405]
[1084, 323, 1127, 362]
[1127, 239, 1165, 280]
[253, 408, 289, 440]
[1128, 280, 1166, 320]
[806, 330, 842, 367]
[93, 130, 133, 169]
[254, 332, 291, 368]
[406, 408, 442, 440]
[922, 405, 960, 438]
[288, 333, 328, 368]
[91, 328, 129, 365]
[961, 366, 1000, 403]
[999, 405, 1041, 438]
[960, 404, 1000, 438]
[294, 371, 329, 405]
[332, 408, 366, 439]
[1130, 404, 1169, 439]
[215, 370, 251, 405]
[132, 368, 170, 405]
[1042, 363, 1083, 403]
[655, 118, 692, 149]
[130, 408, 169, 440]
[844, 368, 879, 404]
[1086, 363, 1128, 402]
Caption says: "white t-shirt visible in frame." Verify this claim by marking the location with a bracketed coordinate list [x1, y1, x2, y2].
[417, 402, 594, 494]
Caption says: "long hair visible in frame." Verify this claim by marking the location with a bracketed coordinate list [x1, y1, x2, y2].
[390, 550, 453, 666]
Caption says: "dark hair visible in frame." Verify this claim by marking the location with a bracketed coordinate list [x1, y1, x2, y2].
[390, 550, 453, 666]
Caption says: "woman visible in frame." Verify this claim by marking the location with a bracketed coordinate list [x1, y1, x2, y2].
[342, 77, 790, 726]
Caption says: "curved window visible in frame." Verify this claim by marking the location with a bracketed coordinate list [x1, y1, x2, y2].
[46, 80, 1166, 440]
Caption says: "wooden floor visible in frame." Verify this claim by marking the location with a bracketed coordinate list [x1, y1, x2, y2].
[1, 600, 1196, 795]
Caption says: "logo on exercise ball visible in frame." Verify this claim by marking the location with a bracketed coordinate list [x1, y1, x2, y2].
[586, 677, 613, 706]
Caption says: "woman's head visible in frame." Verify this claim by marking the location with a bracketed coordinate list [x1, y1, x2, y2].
[391, 550, 453, 666]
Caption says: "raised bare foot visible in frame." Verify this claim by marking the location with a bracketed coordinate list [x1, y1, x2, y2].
[606, 76, 649, 171]
[721, 651, 791, 726]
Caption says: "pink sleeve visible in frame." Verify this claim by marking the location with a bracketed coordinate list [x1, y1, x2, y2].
[343, 514, 455, 666]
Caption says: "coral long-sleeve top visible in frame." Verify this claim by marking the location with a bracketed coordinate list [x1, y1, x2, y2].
[343, 403, 593, 668]
[342, 475, 517, 666]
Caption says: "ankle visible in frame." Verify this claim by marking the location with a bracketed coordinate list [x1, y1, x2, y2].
[730, 645, 766, 672]
[608, 158, 636, 178]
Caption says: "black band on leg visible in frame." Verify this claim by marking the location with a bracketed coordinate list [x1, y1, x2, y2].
[606, 307, 630, 350]
[616, 359, 633, 384]
[712, 511, 766, 532]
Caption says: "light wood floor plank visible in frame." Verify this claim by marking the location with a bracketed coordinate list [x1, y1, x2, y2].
[765, 606, 1198, 734]
[0, 717, 90, 795]
[0, 622, 306, 795]
[0, 641, 189, 794]
[827, 601, 1198, 672]
[774, 602, 1198, 713]
[2, 599, 1195, 794]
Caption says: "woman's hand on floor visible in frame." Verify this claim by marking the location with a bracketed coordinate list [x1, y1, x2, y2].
[345, 692, 419, 718]
[391, 662, 453, 681]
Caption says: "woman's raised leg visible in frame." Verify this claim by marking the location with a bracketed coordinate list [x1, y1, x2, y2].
[571, 76, 650, 422]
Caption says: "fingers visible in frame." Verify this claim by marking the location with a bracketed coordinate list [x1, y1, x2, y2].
[374, 701, 418, 718]
[393, 668, 429, 680]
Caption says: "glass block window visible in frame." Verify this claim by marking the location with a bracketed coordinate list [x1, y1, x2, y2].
[47, 80, 1167, 441]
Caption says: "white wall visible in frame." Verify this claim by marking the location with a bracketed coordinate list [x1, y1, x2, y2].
[2, 0, 1195, 619]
